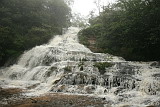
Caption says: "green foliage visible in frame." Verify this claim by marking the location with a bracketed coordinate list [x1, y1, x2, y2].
[79, 24, 103, 37]
[78, 24, 104, 49]
[80, 0, 160, 61]
[78, 34, 89, 47]
[94, 62, 113, 74]
[0, 0, 71, 66]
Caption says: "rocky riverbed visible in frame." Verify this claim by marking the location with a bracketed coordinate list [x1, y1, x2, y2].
[0, 87, 107, 107]
[1, 87, 159, 107]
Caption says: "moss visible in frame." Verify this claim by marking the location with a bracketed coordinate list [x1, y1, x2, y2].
[82, 58, 87, 61]
[94, 62, 113, 74]
[70, 57, 76, 61]
[49, 67, 57, 71]
[64, 66, 72, 72]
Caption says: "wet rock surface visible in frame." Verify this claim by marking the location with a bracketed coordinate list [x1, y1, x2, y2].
[0, 87, 24, 107]
[0, 88, 106, 107]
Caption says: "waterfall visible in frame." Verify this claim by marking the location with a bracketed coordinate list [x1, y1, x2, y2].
[0, 27, 159, 107]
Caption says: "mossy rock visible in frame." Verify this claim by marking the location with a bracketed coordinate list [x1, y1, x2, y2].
[49, 66, 57, 71]
[82, 58, 87, 61]
[45, 67, 57, 77]
[78, 62, 84, 67]
[64, 66, 72, 72]
[94, 62, 114, 74]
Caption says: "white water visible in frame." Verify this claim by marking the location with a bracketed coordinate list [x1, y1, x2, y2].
[0, 27, 160, 107]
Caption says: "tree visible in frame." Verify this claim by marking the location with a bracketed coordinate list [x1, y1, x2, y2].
[0, 0, 71, 66]
[79, 0, 160, 61]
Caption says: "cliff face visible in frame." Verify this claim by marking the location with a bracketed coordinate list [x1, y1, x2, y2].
[79, 37, 103, 53]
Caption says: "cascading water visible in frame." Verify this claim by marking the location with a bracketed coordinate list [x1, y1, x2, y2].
[0, 27, 160, 107]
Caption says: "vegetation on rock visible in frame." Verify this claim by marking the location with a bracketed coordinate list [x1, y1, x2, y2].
[94, 62, 113, 74]
[64, 66, 72, 72]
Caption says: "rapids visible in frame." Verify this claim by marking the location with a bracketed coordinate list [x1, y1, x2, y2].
[0, 27, 160, 107]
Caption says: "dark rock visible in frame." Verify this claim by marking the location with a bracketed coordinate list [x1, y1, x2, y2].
[150, 61, 160, 67]
[102, 97, 106, 100]
[30, 98, 38, 103]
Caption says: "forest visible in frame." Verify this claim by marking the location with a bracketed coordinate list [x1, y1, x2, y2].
[0, 0, 71, 66]
[79, 0, 160, 61]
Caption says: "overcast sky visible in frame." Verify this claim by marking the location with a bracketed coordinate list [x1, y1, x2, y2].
[72, 0, 117, 16]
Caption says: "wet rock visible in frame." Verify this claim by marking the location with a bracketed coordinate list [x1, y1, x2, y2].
[152, 73, 160, 78]
[102, 97, 106, 100]
[150, 61, 160, 68]
[27, 83, 40, 89]
[146, 106, 157, 107]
